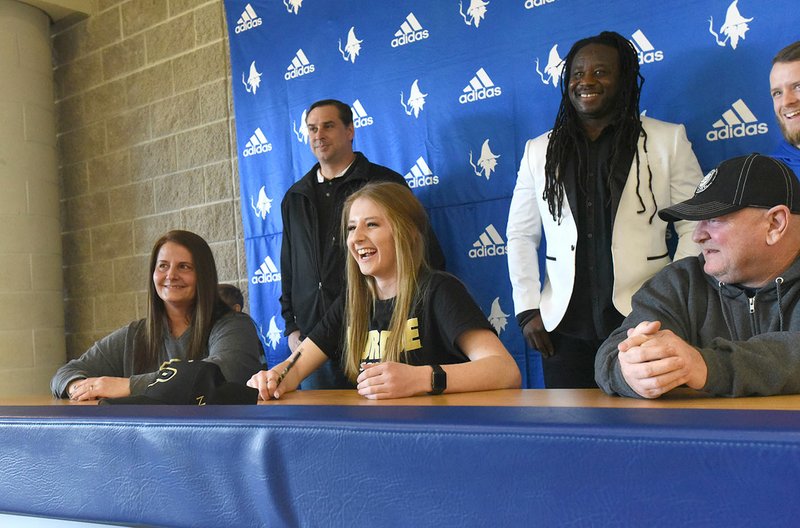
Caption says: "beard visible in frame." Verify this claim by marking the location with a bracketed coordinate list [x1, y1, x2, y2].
[777, 112, 800, 147]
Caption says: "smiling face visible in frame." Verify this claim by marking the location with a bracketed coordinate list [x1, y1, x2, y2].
[346, 197, 398, 298]
[691, 208, 770, 287]
[306, 104, 355, 170]
[770, 60, 800, 146]
[152, 241, 197, 310]
[568, 43, 621, 134]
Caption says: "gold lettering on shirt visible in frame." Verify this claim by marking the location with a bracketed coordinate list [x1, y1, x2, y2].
[364, 330, 382, 363]
[404, 317, 421, 351]
[361, 318, 422, 360]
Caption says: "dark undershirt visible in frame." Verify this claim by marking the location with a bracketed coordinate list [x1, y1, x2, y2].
[313, 176, 347, 271]
[556, 126, 634, 340]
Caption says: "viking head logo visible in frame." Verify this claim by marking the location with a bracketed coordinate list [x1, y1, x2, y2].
[242, 61, 262, 94]
[488, 297, 509, 334]
[709, 0, 753, 50]
[535, 44, 564, 87]
[401, 79, 428, 118]
[470, 139, 501, 180]
[284, 0, 302, 14]
[266, 316, 283, 350]
[251, 186, 272, 220]
[339, 27, 363, 63]
[459, 0, 489, 28]
[293, 109, 309, 143]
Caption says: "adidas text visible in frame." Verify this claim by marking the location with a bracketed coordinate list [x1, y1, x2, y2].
[706, 123, 768, 142]
[243, 143, 272, 157]
[285, 64, 315, 80]
[469, 245, 506, 258]
[460, 86, 502, 104]
[638, 50, 663, 64]
[525, 0, 555, 8]
[252, 272, 281, 284]
[406, 174, 439, 188]
[353, 116, 373, 128]
[391, 30, 429, 48]
[235, 18, 261, 33]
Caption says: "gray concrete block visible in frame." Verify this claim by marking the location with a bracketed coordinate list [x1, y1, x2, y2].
[109, 180, 155, 221]
[102, 34, 146, 81]
[130, 136, 177, 180]
[145, 12, 194, 63]
[153, 168, 205, 212]
[91, 222, 133, 262]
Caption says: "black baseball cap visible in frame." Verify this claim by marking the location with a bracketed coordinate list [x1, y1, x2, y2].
[659, 154, 800, 222]
[100, 359, 258, 405]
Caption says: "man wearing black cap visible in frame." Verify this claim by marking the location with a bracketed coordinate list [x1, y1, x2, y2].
[596, 154, 800, 399]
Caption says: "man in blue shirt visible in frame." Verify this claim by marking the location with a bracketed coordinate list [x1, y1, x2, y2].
[770, 41, 800, 177]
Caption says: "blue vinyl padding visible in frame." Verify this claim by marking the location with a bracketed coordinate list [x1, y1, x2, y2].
[1, 405, 798, 526]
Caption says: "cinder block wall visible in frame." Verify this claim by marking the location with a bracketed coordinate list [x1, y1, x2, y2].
[53, 0, 247, 360]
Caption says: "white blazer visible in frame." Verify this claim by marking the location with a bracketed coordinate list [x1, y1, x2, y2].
[506, 116, 702, 331]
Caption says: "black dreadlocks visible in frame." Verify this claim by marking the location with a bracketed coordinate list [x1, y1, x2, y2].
[542, 31, 656, 223]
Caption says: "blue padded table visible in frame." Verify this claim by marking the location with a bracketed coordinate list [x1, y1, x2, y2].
[1, 389, 799, 527]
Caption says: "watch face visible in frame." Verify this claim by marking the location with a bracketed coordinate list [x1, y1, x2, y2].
[430, 365, 446, 394]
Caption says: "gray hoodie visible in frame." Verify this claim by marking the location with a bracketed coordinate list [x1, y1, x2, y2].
[595, 254, 800, 397]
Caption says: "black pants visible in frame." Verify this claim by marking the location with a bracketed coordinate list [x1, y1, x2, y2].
[541, 332, 601, 388]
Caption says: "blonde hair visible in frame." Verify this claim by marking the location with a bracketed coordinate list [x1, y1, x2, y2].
[340, 182, 430, 380]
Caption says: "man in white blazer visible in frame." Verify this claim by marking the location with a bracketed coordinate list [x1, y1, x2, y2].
[507, 31, 701, 388]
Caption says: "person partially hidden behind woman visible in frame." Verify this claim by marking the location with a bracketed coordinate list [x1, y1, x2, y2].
[248, 182, 521, 400]
[51, 230, 264, 401]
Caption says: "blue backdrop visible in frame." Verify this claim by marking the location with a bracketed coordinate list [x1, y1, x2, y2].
[223, 0, 796, 387]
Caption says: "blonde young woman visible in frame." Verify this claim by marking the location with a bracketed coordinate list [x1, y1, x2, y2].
[248, 182, 520, 400]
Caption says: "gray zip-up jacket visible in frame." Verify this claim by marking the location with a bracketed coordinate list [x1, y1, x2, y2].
[595, 254, 800, 398]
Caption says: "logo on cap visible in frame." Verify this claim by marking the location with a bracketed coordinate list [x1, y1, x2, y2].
[695, 168, 717, 194]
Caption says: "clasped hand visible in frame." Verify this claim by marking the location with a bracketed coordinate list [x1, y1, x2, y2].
[248, 361, 430, 401]
[617, 321, 708, 399]
[356, 362, 428, 400]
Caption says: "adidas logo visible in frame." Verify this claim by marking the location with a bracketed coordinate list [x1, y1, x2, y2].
[706, 99, 768, 142]
[524, 0, 556, 8]
[469, 224, 506, 258]
[405, 157, 439, 188]
[252, 256, 281, 284]
[459, 67, 502, 104]
[285, 49, 315, 80]
[242, 128, 272, 157]
[630, 29, 663, 64]
[351, 99, 373, 128]
[235, 4, 262, 33]
[391, 12, 429, 47]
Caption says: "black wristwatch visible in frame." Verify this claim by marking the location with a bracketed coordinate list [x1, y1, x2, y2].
[428, 365, 446, 395]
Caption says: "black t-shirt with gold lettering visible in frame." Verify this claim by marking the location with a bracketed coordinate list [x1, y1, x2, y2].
[308, 271, 493, 366]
